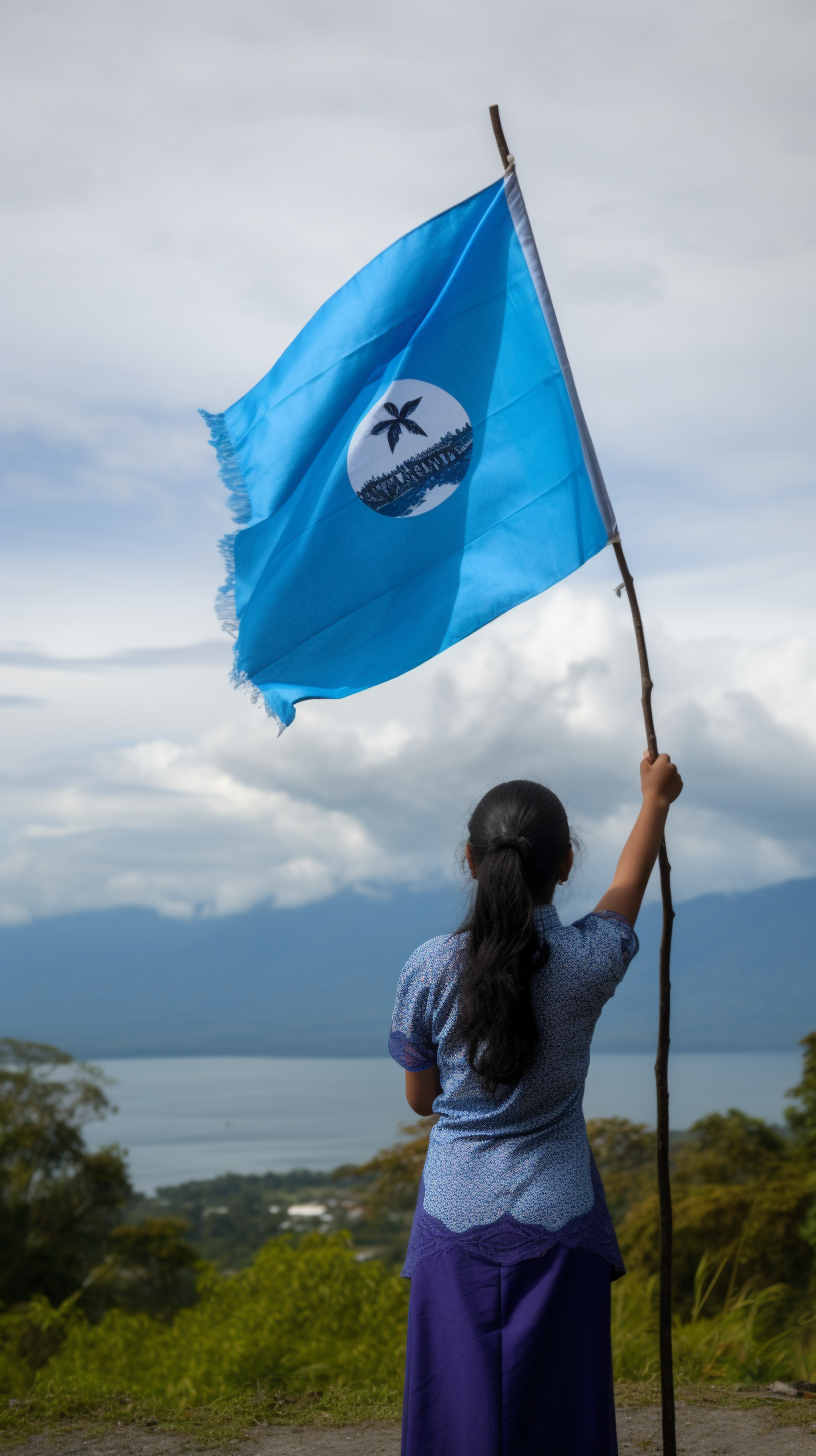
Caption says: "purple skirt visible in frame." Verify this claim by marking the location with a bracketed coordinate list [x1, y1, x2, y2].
[402, 1243, 618, 1456]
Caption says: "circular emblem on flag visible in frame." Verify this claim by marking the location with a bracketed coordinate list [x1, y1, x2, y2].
[347, 380, 473, 518]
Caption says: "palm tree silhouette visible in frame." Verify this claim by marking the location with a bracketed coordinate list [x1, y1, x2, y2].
[370, 397, 427, 454]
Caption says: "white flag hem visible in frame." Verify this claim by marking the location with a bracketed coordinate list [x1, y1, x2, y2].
[503, 172, 618, 540]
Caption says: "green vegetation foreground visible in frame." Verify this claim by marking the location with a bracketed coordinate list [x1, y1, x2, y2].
[1, 1035, 815, 1437]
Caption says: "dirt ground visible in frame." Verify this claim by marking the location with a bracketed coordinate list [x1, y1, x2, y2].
[617, 1401, 816, 1452]
[4, 1401, 816, 1456]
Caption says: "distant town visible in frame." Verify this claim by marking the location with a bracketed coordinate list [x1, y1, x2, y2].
[359, 424, 473, 512]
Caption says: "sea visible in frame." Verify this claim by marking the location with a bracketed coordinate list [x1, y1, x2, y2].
[82, 1052, 803, 1194]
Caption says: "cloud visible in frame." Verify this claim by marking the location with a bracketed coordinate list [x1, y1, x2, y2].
[1, 0, 813, 576]
[2, 587, 814, 924]
[0, 640, 228, 671]
[0, 0, 814, 923]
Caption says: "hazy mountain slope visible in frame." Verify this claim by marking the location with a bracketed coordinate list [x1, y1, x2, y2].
[1, 878, 812, 1056]
[600, 876, 813, 1050]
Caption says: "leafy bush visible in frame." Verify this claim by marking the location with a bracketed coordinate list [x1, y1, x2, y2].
[617, 1099, 816, 1315]
[786, 1033, 816, 1155]
[3, 1033, 816, 1423]
[0, 1293, 81, 1398]
[4, 1236, 814, 1413]
[586, 1116, 656, 1222]
[620, 1173, 815, 1313]
[19, 1233, 409, 1405]
[81, 1218, 203, 1322]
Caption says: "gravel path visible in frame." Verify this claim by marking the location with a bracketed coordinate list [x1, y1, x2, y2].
[4, 1402, 816, 1455]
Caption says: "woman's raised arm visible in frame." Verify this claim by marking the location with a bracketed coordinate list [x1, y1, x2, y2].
[593, 753, 683, 928]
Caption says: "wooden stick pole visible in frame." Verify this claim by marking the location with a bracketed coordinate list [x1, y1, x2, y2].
[489, 104, 512, 171]
[612, 537, 676, 1456]
[487, 104, 677, 1455]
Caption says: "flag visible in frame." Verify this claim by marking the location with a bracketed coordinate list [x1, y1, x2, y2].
[201, 172, 617, 730]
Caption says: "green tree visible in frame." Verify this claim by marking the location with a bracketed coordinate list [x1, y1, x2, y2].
[586, 1117, 656, 1223]
[786, 1032, 816, 1254]
[336, 1118, 435, 1264]
[673, 1109, 787, 1186]
[620, 1040, 816, 1313]
[342, 1118, 435, 1224]
[83, 1217, 204, 1321]
[786, 1031, 816, 1157]
[621, 1170, 814, 1313]
[0, 1039, 131, 1306]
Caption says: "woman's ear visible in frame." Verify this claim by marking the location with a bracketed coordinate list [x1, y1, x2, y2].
[557, 845, 574, 885]
[465, 843, 478, 880]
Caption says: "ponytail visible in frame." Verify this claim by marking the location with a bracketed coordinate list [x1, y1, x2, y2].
[454, 780, 571, 1093]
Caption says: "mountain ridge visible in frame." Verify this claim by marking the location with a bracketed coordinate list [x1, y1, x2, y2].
[1, 877, 812, 1057]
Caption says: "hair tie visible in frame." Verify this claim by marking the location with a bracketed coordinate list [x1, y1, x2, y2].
[488, 833, 530, 859]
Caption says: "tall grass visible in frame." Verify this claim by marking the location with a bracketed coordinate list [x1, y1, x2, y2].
[612, 1252, 816, 1385]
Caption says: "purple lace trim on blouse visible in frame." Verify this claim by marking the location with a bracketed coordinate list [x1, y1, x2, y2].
[389, 1028, 437, 1072]
[402, 1158, 625, 1281]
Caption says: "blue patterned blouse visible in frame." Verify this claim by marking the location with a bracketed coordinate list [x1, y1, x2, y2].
[388, 904, 638, 1278]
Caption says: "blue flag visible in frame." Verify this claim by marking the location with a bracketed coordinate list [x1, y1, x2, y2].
[201, 172, 617, 729]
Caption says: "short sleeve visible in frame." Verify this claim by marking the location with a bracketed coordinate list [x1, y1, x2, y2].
[388, 943, 439, 1071]
[570, 910, 639, 1003]
[591, 910, 639, 970]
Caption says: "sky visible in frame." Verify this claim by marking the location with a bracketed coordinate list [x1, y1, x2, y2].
[1, 0, 814, 926]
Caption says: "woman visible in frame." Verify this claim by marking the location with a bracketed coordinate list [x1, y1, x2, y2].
[389, 752, 683, 1456]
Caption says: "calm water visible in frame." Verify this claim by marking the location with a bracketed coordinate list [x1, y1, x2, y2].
[83, 1053, 802, 1193]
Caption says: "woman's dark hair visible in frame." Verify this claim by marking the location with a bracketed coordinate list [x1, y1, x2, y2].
[454, 780, 571, 1094]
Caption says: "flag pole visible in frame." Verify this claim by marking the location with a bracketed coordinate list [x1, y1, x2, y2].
[488, 105, 677, 1456]
[610, 538, 676, 1456]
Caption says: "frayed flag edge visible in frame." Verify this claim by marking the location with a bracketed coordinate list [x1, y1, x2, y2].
[200, 408, 289, 733]
[200, 407, 251, 642]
